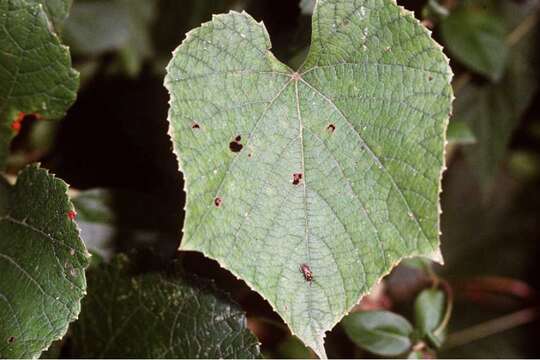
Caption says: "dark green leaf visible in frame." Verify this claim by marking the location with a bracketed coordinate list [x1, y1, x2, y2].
[447, 120, 475, 145]
[71, 256, 261, 358]
[441, 7, 509, 81]
[414, 288, 446, 348]
[0, 0, 79, 169]
[277, 335, 313, 359]
[342, 311, 414, 357]
[0, 164, 90, 358]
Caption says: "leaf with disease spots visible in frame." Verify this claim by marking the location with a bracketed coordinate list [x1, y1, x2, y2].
[0, 0, 79, 169]
[0, 164, 90, 358]
[165, 0, 453, 356]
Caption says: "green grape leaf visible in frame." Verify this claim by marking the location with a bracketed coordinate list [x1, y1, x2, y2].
[342, 310, 413, 356]
[0, 164, 90, 358]
[71, 256, 261, 358]
[165, 0, 453, 356]
[0, 0, 79, 169]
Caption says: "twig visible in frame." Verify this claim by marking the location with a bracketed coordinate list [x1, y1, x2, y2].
[506, 11, 540, 46]
[444, 307, 538, 349]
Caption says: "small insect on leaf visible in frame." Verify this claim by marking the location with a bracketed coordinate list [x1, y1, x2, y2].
[300, 263, 313, 283]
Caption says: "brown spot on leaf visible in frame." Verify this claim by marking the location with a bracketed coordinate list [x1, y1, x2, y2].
[326, 124, 336, 133]
[229, 141, 243, 152]
[191, 122, 200, 129]
[292, 173, 303, 185]
[7, 336, 15, 343]
[229, 135, 243, 153]
[214, 197, 222, 207]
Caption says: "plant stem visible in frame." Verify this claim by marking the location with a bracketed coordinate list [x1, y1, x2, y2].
[443, 307, 538, 349]
[506, 11, 539, 46]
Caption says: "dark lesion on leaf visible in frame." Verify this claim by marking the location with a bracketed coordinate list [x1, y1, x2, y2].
[7, 336, 16, 343]
[292, 173, 303, 185]
[191, 122, 201, 129]
[326, 123, 336, 133]
[214, 197, 222, 207]
[229, 135, 243, 153]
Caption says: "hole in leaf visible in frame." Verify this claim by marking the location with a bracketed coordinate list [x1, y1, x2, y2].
[229, 141, 243, 152]
[229, 135, 243, 153]
[214, 197, 222, 207]
[292, 173, 303, 185]
[326, 124, 336, 133]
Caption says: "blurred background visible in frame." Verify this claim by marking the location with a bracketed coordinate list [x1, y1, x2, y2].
[6, 0, 540, 357]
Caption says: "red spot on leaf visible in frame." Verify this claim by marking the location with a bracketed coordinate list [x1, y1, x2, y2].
[67, 210, 77, 220]
[11, 112, 25, 133]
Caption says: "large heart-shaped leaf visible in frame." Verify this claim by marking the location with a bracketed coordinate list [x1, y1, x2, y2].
[0, 0, 79, 169]
[165, 0, 453, 356]
[0, 164, 90, 358]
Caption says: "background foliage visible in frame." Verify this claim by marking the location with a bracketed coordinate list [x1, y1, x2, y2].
[1, 0, 540, 358]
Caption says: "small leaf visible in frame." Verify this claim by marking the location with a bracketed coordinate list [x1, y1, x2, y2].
[0, 0, 79, 169]
[441, 6, 509, 81]
[0, 164, 90, 358]
[447, 120, 475, 145]
[342, 311, 414, 357]
[165, 0, 453, 356]
[63, 0, 156, 76]
[71, 256, 261, 358]
[414, 288, 446, 348]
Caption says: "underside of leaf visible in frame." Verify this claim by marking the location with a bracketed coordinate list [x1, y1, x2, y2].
[165, 0, 453, 357]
